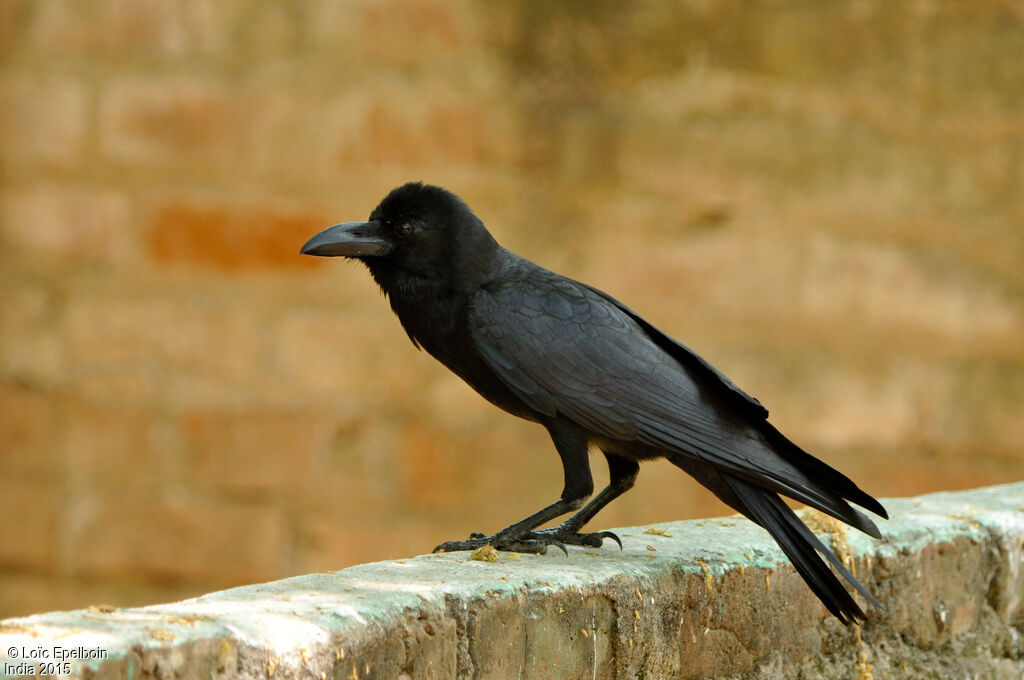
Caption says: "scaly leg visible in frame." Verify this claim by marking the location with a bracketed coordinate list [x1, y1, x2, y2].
[433, 420, 593, 554]
[529, 452, 639, 548]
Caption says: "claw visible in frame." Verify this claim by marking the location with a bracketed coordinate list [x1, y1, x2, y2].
[433, 537, 487, 553]
[598, 530, 623, 550]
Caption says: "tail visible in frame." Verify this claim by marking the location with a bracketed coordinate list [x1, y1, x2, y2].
[722, 473, 881, 624]
[758, 420, 889, 522]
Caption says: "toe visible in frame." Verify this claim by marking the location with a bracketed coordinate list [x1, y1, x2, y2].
[433, 538, 485, 553]
[596, 530, 623, 550]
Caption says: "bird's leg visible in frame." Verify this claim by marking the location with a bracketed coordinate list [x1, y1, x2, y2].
[529, 453, 638, 549]
[433, 421, 593, 555]
[433, 496, 587, 554]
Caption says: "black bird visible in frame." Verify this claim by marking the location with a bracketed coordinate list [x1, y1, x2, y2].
[301, 182, 887, 623]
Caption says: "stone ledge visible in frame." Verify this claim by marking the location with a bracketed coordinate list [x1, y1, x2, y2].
[2, 483, 1022, 679]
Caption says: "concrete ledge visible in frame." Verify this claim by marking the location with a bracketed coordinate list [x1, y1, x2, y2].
[2, 483, 1023, 679]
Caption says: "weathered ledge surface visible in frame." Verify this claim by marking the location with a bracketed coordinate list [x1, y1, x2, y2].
[2, 483, 1023, 679]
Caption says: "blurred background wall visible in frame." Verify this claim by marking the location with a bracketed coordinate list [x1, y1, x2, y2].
[1, 0, 1022, 618]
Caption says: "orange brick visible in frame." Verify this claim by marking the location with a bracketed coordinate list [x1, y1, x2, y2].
[182, 410, 335, 493]
[0, 185, 133, 262]
[331, 88, 516, 169]
[147, 201, 328, 271]
[26, 0, 188, 58]
[352, 98, 504, 167]
[99, 78, 260, 169]
[361, 0, 466, 62]
[71, 494, 286, 584]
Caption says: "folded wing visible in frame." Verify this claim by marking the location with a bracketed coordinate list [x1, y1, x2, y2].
[468, 264, 883, 534]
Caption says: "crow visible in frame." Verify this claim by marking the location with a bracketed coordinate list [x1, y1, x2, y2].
[301, 182, 887, 623]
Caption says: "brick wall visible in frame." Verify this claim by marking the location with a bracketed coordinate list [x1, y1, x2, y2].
[1, 0, 1022, 617]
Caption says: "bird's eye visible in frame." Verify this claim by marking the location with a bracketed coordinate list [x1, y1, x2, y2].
[394, 222, 412, 238]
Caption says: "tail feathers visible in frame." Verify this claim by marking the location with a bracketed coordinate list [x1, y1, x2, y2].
[733, 468, 882, 539]
[760, 422, 888, 520]
[723, 474, 882, 625]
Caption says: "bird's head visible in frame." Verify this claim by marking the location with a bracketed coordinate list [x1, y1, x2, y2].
[301, 183, 499, 288]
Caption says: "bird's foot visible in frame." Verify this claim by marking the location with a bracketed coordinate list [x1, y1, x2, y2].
[432, 530, 568, 556]
[432, 525, 622, 556]
[528, 527, 623, 550]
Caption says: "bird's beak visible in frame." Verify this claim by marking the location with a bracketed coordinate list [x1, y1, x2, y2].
[300, 221, 390, 258]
